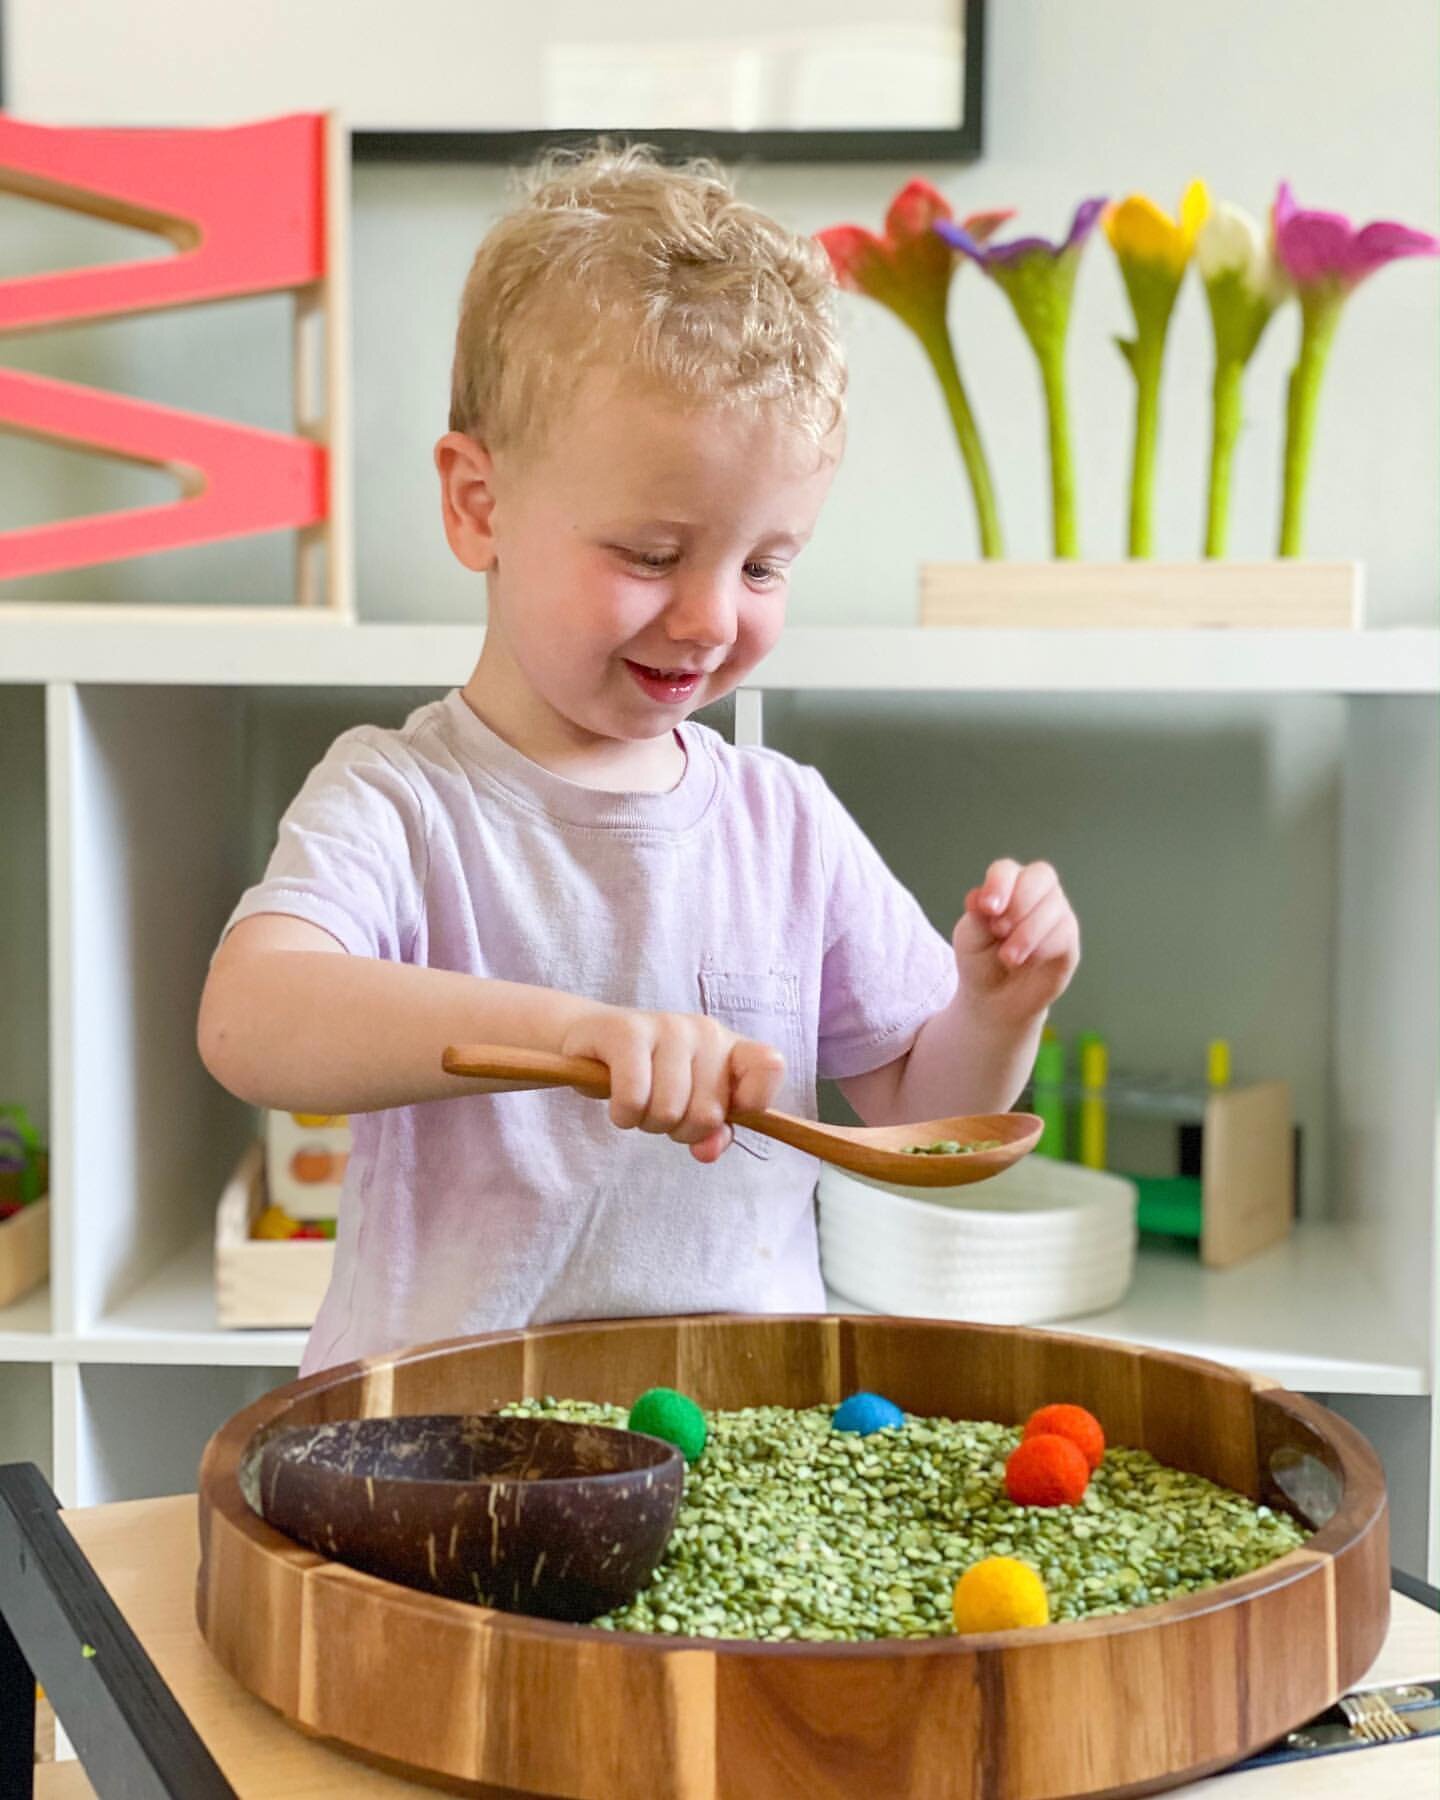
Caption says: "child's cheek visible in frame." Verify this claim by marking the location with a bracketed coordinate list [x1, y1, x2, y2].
[588, 568, 663, 641]
[736, 598, 785, 664]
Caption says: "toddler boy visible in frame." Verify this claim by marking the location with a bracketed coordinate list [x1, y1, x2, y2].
[198, 145, 1079, 1374]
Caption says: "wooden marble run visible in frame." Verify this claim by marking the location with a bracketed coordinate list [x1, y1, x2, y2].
[0, 111, 352, 613]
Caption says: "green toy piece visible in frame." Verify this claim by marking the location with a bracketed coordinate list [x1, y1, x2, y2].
[1030, 1035, 1067, 1160]
[627, 1387, 707, 1463]
[1132, 1174, 1204, 1239]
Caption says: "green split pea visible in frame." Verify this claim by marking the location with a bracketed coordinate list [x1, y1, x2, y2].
[503, 1397, 1309, 1643]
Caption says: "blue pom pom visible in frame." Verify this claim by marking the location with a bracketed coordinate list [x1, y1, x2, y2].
[831, 1391, 905, 1435]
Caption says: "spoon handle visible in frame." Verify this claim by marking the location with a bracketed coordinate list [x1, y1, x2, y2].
[443, 1044, 792, 1145]
[442, 1043, 614, 1098]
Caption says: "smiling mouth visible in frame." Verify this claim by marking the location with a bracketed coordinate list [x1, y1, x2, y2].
[626, 661, 710, 679]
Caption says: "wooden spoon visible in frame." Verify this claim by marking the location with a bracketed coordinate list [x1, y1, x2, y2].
[441, 1043, 1043, 1188]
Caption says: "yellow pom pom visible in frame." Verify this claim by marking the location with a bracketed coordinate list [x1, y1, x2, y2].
[253, 1204, 301, 1241]
[951, 1556, 1050, 1633]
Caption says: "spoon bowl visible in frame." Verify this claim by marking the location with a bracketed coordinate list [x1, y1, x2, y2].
[441, 1044, 1043, 1187]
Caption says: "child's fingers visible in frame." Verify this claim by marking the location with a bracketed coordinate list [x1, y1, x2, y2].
[977, 858, 1023, 920]
[954, 905, 999, 958]
[998, 860, 1058, 931]
[997, 888, 1069, 967]
[644, 1034, 696, 1135]
[603, 1032, 656, 1131]
[963, 885, 995, 926]
[1010, 917, 1080, 988]
[729, 1041, 786, 1116]
[688, 1124, 733, 1163]
[671, 1031, 732, 1146]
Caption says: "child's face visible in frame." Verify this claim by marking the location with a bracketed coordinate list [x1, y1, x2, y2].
[438, 368, 841, 749]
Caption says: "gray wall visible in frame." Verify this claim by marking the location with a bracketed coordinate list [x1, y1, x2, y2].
[1, 0, 1436, 620]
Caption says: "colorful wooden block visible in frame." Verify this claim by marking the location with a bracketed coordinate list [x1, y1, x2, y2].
[266, 1109, 350, 1221]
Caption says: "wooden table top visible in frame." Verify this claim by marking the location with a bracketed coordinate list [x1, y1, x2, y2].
[39, 1495, 1440, 1800]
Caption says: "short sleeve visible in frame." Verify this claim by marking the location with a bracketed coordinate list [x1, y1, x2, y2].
[219, 729, 429, 962]
[808, 766, 958, 1080]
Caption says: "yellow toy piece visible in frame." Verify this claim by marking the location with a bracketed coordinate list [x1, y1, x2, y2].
[252, 1204, 301, 1241]
[951, 1556, 1050, 1633]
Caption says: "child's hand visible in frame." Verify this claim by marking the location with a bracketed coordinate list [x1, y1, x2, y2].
[953, 858, 1080, 1028]
[559, 1007, 786, 1163]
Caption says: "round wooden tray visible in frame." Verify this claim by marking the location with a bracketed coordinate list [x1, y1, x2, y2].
[197, 1314, 1389, 1799]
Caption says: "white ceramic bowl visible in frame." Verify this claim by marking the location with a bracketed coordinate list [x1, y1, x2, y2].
[818, 1155, 1138, 1324]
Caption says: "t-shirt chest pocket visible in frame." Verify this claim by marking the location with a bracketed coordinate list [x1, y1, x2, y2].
[696, 966, 804, 1161]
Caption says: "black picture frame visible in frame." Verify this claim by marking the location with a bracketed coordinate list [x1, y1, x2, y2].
[355, 1, 985, 165]
[0, 1, 985, 166]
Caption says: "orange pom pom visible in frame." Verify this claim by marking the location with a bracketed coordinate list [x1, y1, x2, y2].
[1005, 1433, 1090, 1507]
[1023, 1403, 1106, 1471]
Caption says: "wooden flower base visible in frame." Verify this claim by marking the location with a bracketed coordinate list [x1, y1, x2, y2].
[197, 1314, 1389, 1799]
[919, 561, 1363, 629]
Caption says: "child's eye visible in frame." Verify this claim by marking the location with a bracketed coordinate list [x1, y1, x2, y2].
[744, 561, 785, 586]
[616, 547, 678, 571]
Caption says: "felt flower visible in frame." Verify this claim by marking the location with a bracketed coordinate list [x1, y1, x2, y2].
[1103, 180, 1211, 556]
[1270, 183, 1440, 555]
[1194, 201, 1285, 556]
[936, 199, 1105, 558]
[818, 181, 1012, 557]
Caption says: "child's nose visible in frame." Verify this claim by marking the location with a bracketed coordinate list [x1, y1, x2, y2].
[664, 572, 738, 647]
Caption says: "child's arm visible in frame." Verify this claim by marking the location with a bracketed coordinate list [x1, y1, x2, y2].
[838, 857, 1079, 1126]
[198, 913, 785, 1161]
[199, 913, 598, 1112]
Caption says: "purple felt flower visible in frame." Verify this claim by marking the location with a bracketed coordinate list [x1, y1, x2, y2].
[1272, 182, 1440, 293]
[932, 200, 1106, 557]
[934, 197, 1107, 268]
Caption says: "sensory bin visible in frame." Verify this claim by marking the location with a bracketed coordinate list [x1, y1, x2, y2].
[501, 1391, 1309, 1641]
[198, 1314, 1390, 1800]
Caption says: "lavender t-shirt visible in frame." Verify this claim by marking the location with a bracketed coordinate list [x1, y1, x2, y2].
[224, 691, 956, 1373]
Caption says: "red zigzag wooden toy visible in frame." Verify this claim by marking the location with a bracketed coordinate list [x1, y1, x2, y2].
[0, 112, 350, 609]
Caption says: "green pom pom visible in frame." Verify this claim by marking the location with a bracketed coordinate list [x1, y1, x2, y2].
[627, 1387, 707, 1463]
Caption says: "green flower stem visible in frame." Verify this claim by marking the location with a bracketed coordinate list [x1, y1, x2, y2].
[1278, 292, 1343, 557]
[1038, 348, 1078, 558]
[920, 327, 1004, 559]
[1125, 337, 1165, 559]
[1204, 357, 1245, 558]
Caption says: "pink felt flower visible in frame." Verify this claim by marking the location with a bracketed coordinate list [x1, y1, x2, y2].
[1270, 184, 1439, 553]
[817, 182, 1014, 557]
[1272, 182, 1440, 293]
[818, 182, 1013, 336]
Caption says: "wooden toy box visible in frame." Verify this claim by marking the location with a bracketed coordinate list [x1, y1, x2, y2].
[214, 1143, 333, 1329]
[0, 1194, 48, 1309]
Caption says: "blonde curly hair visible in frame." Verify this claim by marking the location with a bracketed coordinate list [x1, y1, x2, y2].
[448, 141, 847, 460]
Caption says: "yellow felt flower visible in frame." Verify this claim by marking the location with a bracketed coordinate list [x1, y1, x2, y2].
[1105, 179, 1211, 557]
[1104, 179, 1211, 277]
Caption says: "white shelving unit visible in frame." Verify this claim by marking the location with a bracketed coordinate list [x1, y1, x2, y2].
[1, 619, 1436, 1579]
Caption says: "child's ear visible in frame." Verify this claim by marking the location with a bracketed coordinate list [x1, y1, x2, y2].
[434, 431, 498, 572]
